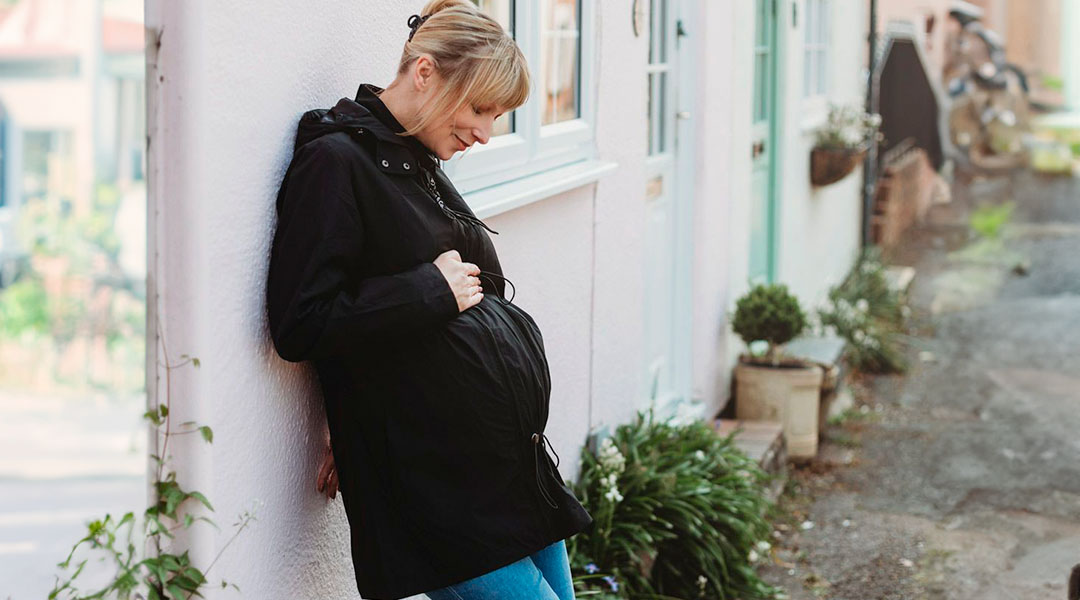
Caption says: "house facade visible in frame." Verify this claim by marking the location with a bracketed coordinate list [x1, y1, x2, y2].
[146, 1, 868, 597]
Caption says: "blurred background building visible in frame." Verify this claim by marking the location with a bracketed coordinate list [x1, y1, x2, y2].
[0, 0, 144, 597]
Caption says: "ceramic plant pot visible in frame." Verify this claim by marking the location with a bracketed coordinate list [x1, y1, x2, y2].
[734, 358, 825, 459]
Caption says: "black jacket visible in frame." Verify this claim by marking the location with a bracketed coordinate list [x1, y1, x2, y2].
[266, 83, 593, 599]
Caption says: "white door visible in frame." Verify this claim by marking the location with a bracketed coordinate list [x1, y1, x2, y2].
[643, 0, 694, 418]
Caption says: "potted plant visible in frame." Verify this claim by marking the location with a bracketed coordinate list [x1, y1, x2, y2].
[731, 283, 823, 459]
[810, 102, 882, 187]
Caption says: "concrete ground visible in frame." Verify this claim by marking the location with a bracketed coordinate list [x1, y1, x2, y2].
[761, 169, 1080, 600]
[0, 389, 145, 599]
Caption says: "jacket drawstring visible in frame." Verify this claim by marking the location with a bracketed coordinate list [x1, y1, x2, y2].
[532, 432, 562, 509]
[477, 270, 562, 509]
[420, 166, 500, 235]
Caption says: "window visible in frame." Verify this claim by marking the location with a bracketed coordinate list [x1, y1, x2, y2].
[647, 0, 672, 156]
[803, 0, 829, 98]
[473, 0, 516, 136]
[442, 0, 596, 210]
[23, 130, 75, 205]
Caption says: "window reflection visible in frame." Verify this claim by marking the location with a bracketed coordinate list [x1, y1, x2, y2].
[472, 0, 515, 136]
[540, 0, 581, 125]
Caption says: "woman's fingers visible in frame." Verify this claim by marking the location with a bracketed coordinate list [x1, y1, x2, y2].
[316, 445, 335, 497]
[327, 467, 339, 499]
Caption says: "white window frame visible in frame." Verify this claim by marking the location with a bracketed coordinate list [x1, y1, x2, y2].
[802, 0, 829, 100]
[441, 0, 599, 213]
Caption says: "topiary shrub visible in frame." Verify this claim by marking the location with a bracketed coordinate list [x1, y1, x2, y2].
[731, 283, 808, 363]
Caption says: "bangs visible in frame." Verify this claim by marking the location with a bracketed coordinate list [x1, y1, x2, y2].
[462, 39, 530, 111]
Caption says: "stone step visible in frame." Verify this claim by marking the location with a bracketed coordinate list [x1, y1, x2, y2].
[713, 419, 786, 501]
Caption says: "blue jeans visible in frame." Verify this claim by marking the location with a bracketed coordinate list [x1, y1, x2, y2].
[424, 539, 576, 600]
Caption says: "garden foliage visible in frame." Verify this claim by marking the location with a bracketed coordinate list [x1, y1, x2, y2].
[567, 407, 780, 600]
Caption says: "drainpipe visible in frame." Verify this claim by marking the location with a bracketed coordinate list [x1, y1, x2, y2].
[861, 0, 879, 247]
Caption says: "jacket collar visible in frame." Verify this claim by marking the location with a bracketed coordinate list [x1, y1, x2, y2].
[353, 83, 440, 174]
[292, 84, 439, 176]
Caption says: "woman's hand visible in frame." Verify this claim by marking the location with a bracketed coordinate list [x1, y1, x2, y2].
[316, 431, 339, 501]
[433, 249, 483, 312]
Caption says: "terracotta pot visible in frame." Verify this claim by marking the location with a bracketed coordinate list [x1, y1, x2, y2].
[810, 145, 868, 187]
[734, 359, 824, 459]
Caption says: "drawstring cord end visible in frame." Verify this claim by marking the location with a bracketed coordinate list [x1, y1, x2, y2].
[532, 432, 561, 509]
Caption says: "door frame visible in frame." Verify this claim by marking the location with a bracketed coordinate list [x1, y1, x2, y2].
[641, 0, 698, 419]
[669, 0, 697, 413]
[750, 0, 786, 284]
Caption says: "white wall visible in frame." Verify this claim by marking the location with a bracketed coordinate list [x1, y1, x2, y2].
[146, 1, 661, 598]
[724, 0, 868, 366]
[690, 0, 737, 415]
[775, 0, 867, 311]
[148, 0, 872, 592]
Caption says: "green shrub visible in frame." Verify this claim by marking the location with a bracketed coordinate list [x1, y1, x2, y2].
[567, 408, 780, 599]
[732, 283, 807, 361]
[817, 247, 908, 373]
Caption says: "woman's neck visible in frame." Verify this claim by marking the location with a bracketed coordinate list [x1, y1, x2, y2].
[375, 82, 416, 132]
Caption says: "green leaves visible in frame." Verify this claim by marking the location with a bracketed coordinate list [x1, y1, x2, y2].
[568, 408, 781, 599]
[49, 351, 250, 600]
[732, 283, 808, 354]
[817, 247, 909, 373]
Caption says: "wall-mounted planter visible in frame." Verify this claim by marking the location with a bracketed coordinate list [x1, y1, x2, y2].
[810, 145, 868, 187]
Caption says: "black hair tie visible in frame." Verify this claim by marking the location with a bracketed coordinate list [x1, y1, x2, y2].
[407, 14, 430, 41]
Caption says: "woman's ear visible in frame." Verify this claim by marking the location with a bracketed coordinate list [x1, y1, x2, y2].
[413, 55, 436, 92]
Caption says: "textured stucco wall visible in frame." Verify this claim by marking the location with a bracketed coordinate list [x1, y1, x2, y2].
[148, 1, 440, 598]
[148, 0, 869, 592]
[147, 1, 659, 598]
[691, 0, 737, 414]
[720, 0, 867, 389]
[588, 2, 650, 432]
[774, 0, 867, 310]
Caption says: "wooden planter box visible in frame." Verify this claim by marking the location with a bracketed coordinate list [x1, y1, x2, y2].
[811, 145, 868, 187]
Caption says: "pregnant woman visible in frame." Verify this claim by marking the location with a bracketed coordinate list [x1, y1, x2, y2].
[266, 2, 593, 599]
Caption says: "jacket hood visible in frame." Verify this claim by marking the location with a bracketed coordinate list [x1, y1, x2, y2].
[292, 83, 440, 174]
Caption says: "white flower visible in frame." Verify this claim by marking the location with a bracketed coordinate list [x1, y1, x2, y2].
[694, 449, 706, 461]
[855, 299, 869, 313]
[853, 329, 866, 343]
[598, 437, 626, 473]
[748, 549, 760, 563]
[756, 540, 772, 552]
[697, 574, 708, 590]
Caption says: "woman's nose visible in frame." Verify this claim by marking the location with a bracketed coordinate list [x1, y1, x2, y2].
[472, 120, 492, 145]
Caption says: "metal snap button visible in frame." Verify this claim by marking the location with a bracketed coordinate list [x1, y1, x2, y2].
[380, 159, 389, 168]
[403, 162, 411, 170]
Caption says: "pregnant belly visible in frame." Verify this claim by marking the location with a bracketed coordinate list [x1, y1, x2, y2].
[383, 294, 552, 497]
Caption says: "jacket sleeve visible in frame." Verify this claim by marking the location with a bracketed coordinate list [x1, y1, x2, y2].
[266, 139, 460, 362]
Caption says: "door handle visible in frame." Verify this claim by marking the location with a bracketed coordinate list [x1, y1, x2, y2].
[751, 140, 766, 158]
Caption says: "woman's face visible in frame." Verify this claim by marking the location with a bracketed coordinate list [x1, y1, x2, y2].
[417, 100, 506, 161]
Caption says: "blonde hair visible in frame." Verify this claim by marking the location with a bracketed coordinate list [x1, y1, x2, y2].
[391, 0, 530, 137]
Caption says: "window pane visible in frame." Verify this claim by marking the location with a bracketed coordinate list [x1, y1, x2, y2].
[472, 0, 515, 136]
[472, 0, 513, 35]
[540, 0, 581, 125]
[647, 73, 654, 154]
[646, 71, 668, 156]
[817, 48, 827, 95]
